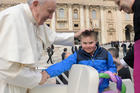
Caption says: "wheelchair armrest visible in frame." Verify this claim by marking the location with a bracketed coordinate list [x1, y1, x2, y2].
[29, 84, 67, 93]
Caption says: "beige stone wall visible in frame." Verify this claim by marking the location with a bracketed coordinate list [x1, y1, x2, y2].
[0, 0, 134, 44]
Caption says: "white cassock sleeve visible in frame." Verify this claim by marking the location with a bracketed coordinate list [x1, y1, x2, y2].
[54, 33, 74, 46]
[0, 58, 41, 89]
[120, 59, 128, 67]
[7, 66, 42, 89]
[44, 26, 74, 46]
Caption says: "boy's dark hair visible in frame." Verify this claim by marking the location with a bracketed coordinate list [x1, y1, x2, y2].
[64, 48, 67, 52]
[108, 48, 119, 58]
[80, 29, 97, 41]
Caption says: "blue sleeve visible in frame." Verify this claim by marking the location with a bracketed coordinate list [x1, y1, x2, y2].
[45, 52, 77, 77]
[107, 52, 117, 73]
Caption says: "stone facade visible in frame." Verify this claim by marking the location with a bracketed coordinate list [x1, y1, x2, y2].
[0, 0, 134, 44]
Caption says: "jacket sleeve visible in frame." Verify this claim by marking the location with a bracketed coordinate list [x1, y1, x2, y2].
[107, 52, 117, 73]
[123, 45, 134, 68]
[45, 52, 77, 77]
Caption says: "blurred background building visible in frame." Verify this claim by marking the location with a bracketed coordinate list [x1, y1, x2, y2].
[0, 0, 134, 44]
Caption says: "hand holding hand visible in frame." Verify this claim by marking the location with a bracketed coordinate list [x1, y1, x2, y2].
[113, 57, 120, 64]
[39, 71, 50, 85]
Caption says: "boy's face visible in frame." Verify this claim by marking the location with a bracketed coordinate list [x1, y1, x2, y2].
[81, 36, 97, 55]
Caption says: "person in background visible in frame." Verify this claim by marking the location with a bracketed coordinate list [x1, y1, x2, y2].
[61, 48, 67, 60]
[115, 0, 140, 92]
[114, 41, 120, 56]
[44, 30, 117, 93]
[78, 45, 82, 50]
[56, 48, 71, 84]
[108, 48, 131, 79]
[128, 42, 133, 50]
[121, 42, 127, 57]
[114, 45, 134, 69]
[121, 45, 134, 68]
[47, 46, 54, 64]
[71, 46, 78, 54]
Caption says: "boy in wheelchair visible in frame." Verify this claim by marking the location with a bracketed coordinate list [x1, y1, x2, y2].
[44, 30, 117, 93]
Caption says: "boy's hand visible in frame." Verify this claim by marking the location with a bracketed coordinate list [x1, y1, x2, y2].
[39, 71, 50, 85]
[104, 71, 117, 82]
[113, 57, 120, 64]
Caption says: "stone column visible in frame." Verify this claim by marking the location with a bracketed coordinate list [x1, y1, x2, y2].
[100, 6, 106, 44]
[80, 5, 85, 30]
[51, 12, 56, 31]
[85, 5, 90, 29]
[115, 9, 124, 41]
[68, 4, 73, 31]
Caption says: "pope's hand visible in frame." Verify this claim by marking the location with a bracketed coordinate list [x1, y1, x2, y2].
[74, 29, 92, 38]
[39, 71, 50, 85]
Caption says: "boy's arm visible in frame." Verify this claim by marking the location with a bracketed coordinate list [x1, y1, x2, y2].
[107, 52, 117, 73]
[45, 52, 77, 77]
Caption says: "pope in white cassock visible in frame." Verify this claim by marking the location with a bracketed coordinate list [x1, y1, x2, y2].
[0, 0, 84, 93]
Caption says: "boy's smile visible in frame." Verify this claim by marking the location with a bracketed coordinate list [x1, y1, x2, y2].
[81, 36, 97, 55]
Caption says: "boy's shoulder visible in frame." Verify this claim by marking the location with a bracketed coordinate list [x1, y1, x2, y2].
[76, 49, 84, 53]
[98, 46, 108, 54]
[96, 47, 109, 60]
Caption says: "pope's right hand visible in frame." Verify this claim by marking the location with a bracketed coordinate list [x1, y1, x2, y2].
[39, 71, 50, 85]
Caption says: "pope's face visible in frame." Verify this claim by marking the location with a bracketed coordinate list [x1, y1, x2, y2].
[115, 0, 134, 13]
[81, 36, 97, 55]
[32, 0, 56, 25]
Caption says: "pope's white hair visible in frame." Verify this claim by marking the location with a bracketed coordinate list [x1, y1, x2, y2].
[27, 0, 50, 5]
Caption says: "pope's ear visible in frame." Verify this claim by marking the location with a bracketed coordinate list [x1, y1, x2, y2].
[32, 0, 39, 7]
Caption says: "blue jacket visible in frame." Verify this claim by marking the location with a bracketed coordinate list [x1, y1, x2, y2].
[46, 46, 117, 92]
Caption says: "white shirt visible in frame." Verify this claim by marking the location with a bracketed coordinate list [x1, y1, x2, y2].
[120, 59, 128, 67]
